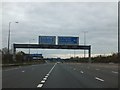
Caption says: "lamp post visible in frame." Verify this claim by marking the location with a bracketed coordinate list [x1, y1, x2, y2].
[8, 22, 18, 62]
[28, 39, 35, 61]
[74, 49, 75, 58]
[82, 31, 88, 59]
[8, 22, 11, 55]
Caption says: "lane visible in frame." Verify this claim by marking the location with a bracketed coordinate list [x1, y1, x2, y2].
[2, 63, 118, 88]
[2, 63, 54, 88]
[68, 63, 118, 78]
[66, 63, 118, 88]
[43, 63, 118, 88]
[43, 63, 85, 88]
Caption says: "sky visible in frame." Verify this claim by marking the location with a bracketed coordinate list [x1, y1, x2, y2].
[1, 1, 118, 58]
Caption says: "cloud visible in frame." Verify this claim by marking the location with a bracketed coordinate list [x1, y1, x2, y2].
[2, 2, 118, 58]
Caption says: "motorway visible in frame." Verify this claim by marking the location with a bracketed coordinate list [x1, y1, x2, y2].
[2, 62, 118, 88]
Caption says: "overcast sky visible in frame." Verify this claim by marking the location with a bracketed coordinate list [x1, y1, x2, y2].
[2, 2, 118, 58]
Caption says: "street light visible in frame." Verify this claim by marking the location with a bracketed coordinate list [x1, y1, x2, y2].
[8, 22, 11, 54]
[8, 22, 18, 62]
[82, 31, 88, 58]
[28, 39, 35, 61]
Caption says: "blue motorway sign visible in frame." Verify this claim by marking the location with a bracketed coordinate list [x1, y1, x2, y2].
[58, 36, 79, 45]
[39, 36, 56, 45]
[30, 54, 42, 57]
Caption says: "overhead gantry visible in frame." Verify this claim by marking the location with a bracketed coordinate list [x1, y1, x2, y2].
[13, 44, 91, 63]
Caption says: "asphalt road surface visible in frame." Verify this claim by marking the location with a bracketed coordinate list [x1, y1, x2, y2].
[2, 62, 118, 88]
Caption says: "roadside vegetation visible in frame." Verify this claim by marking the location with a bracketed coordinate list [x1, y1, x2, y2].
[1, 47, 45, 67]
[0, 47, 119, 66]
[67, 53, 118, 63]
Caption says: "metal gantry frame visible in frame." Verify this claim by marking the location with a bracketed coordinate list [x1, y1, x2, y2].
[13, 44, 91, 63]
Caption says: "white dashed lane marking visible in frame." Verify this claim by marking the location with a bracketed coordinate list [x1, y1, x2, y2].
[37, 84, 43, 88]
[46, 74, 49, 76]
[22, 70, 25, 72]
[43, 78, 47, 80]
[41, 80, 45, 83]
[80, 71, 84, 74]
[37, 63, 57, 88]
[112, 71, 118, 74]
[45, 76, 48, 78]
[96, 69, 100, 70]
[95, 77, 104, 82]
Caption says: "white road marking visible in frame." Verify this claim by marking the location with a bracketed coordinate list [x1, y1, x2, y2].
[37, 63, 57, 88]
[37, 84, 43, 88]
[41, 80, 45, 83]
[46, 74, 49, 76]
[4, 68, 18, 71]
[22, 71, 25, 72]
[96, 69, 100, 70]
[48, 63, 57, 74]
[112, 71, 118, 74]
[43, 78, 47, 80]
[45, 76, 48, 78]
[80, 71, 84, 73]
[95, 77, 104, 82]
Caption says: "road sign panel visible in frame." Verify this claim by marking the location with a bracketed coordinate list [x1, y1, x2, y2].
[39, 36, 56, 45]
[58, 36, 79, 45]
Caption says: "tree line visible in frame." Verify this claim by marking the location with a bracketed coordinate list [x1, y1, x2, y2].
[0, 47, 119, 64]
[68, 53, 118, 63]
[1, 47, 44, 64]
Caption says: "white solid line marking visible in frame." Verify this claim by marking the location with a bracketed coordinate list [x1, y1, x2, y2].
[48, 63, 57, 74]
[37, 84, 43, 88]
[41, 80, 45, 83]
[112, 71, 118, 74]
[80, 71, 84, 73]
[4, 68, 19, 71]
[95, 77, 104, 82]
